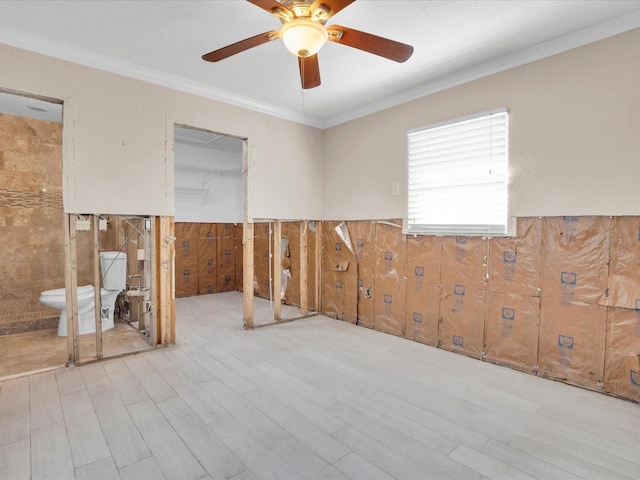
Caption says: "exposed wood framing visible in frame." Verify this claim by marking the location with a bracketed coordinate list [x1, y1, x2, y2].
[64, 214, 79, 364]
[243, 221, 254, 328]
[273, 220, 282, 321]
[155, 216, 175, 346]
[169, 217, 175, 344]
[143, 219, 151, 334]
[92, 215, 103, 358]
[149, 216, 158, 346]
[315, 221, 322, 312]
[300, 220, 308, 316]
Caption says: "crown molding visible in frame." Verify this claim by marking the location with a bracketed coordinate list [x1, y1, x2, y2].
[0, 27, 325, 128]
[320, 8, 640, 128]
[2, 7, 640, 131]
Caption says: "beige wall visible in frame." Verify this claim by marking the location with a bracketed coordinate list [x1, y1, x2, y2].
[0, 44, 324, 220]
[3, 28, 639, 222]
[323, 28, 640, 220]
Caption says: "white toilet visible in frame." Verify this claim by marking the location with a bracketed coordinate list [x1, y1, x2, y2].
[39, 251, 127, 337]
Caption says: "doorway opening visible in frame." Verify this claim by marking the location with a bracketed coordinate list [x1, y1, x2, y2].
[173, 125, 244, 298]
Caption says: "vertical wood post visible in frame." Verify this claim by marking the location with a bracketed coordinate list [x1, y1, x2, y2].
[315, 221, 322, 312]
[64, 214, 79, 363]
[168, 217, 176, 344]
[143, 218, 152, 334]
[149, 216, 158, 345]
[243, 221, 254, 328]
[273, 220, 282, 321]
[300, 220, 308, 316]
[156, 216, 174, 345]
[92, 215, 103, 358]
[156, 217, 166, 345]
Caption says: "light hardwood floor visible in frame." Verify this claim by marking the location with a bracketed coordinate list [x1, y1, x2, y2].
[1, 291, 639, 480]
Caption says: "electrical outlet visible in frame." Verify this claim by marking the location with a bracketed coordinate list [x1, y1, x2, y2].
[391, 182, 400, 196]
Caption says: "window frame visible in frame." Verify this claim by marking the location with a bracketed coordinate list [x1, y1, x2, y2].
[404, 108, 511, 237]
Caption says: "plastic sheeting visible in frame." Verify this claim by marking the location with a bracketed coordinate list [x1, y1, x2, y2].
[604, 216, 640, 309]
[235, 224, 243, 291]
[218, 223, 237, 292]
[174, 222, 242, 298]
[404, 235, 441, 346]
[484, 292, 540, 373]
[175, 222, 199, 297]
[439, 284, 485, 359]
[250, 221, 315, 308]
[604, 307, 640, 401]
[349, 220, 376, 328]
[542, 216, 609, 305]
[322, 221, 357, 323]
[538, 299, 606, 390]
[373, 221, 405, 336]
[198, 223, 217, 295]
[441, 236, 487, 288]
[282, 222, 300, 305]
[488, 217, 542, 296]
[438, 235, 487, 358]
[253, 222, 272, 299]
[316, 215, 640, 401]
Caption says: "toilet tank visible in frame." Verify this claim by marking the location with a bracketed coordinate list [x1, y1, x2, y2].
[100, 251, 127, 291]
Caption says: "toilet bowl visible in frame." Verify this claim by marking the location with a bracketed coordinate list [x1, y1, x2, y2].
[39, 251, 127, 337]
[40, 285, 118, 336]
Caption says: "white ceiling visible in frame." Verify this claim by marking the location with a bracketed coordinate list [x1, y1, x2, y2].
[1, 0, 640, 128]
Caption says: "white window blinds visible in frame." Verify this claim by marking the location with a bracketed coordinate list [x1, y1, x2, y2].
[407, 108, 508, 236]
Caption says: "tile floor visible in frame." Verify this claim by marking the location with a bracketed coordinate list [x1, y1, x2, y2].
[0, 322, 152, 378]
[1, 291, 639, 480]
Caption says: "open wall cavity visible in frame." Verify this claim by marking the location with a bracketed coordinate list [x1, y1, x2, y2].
[173, 126, 246, 303]
[322, 216, 640, 403]
[0, 92, 166, 377]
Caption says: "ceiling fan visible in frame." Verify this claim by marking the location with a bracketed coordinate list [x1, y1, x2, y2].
[202, 0, 414, 89]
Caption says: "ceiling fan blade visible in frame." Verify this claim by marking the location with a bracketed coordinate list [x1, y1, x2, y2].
[327, 25, 413, 63]
[299, 54, 321, 89]
[202, 31, 279, 62]
[310, 0, 356, 19]
[246, 0, 294, 18]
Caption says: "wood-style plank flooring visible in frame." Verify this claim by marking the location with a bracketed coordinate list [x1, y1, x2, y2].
[1, 291, 639, 480]
[0, 322, 151, 378]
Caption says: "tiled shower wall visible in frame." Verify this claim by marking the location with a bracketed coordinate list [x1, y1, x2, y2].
[0, 113, 94, 333]
[321, 217, 640, 403]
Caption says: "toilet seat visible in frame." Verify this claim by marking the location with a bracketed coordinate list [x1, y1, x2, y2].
[41, 284, 94, 298]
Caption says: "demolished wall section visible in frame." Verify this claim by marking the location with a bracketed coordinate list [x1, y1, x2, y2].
[373, 221, 406, 336]
[174, 222, 241, 298]
[404, 235, 441, 346]
[320, 216, 640, 402]
[250, 221, 317, 310]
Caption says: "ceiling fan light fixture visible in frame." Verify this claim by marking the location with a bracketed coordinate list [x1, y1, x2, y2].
[280, 18, 328, 57]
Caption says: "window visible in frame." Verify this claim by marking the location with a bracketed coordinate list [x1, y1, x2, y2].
[407, 108, 508, 236]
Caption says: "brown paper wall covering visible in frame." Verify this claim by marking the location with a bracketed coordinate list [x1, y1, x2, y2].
[484, 292, 540, 373]
[373, 222, 405, 336]
[349, 221, 376, 328]
[404, 236, 441, 346]
[321, 221, 358, 323]
[604, 307, 640, 402]
[257, 221, 318, 309]
[319, 216, 640, 402]
[174, 222, 241, 298]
